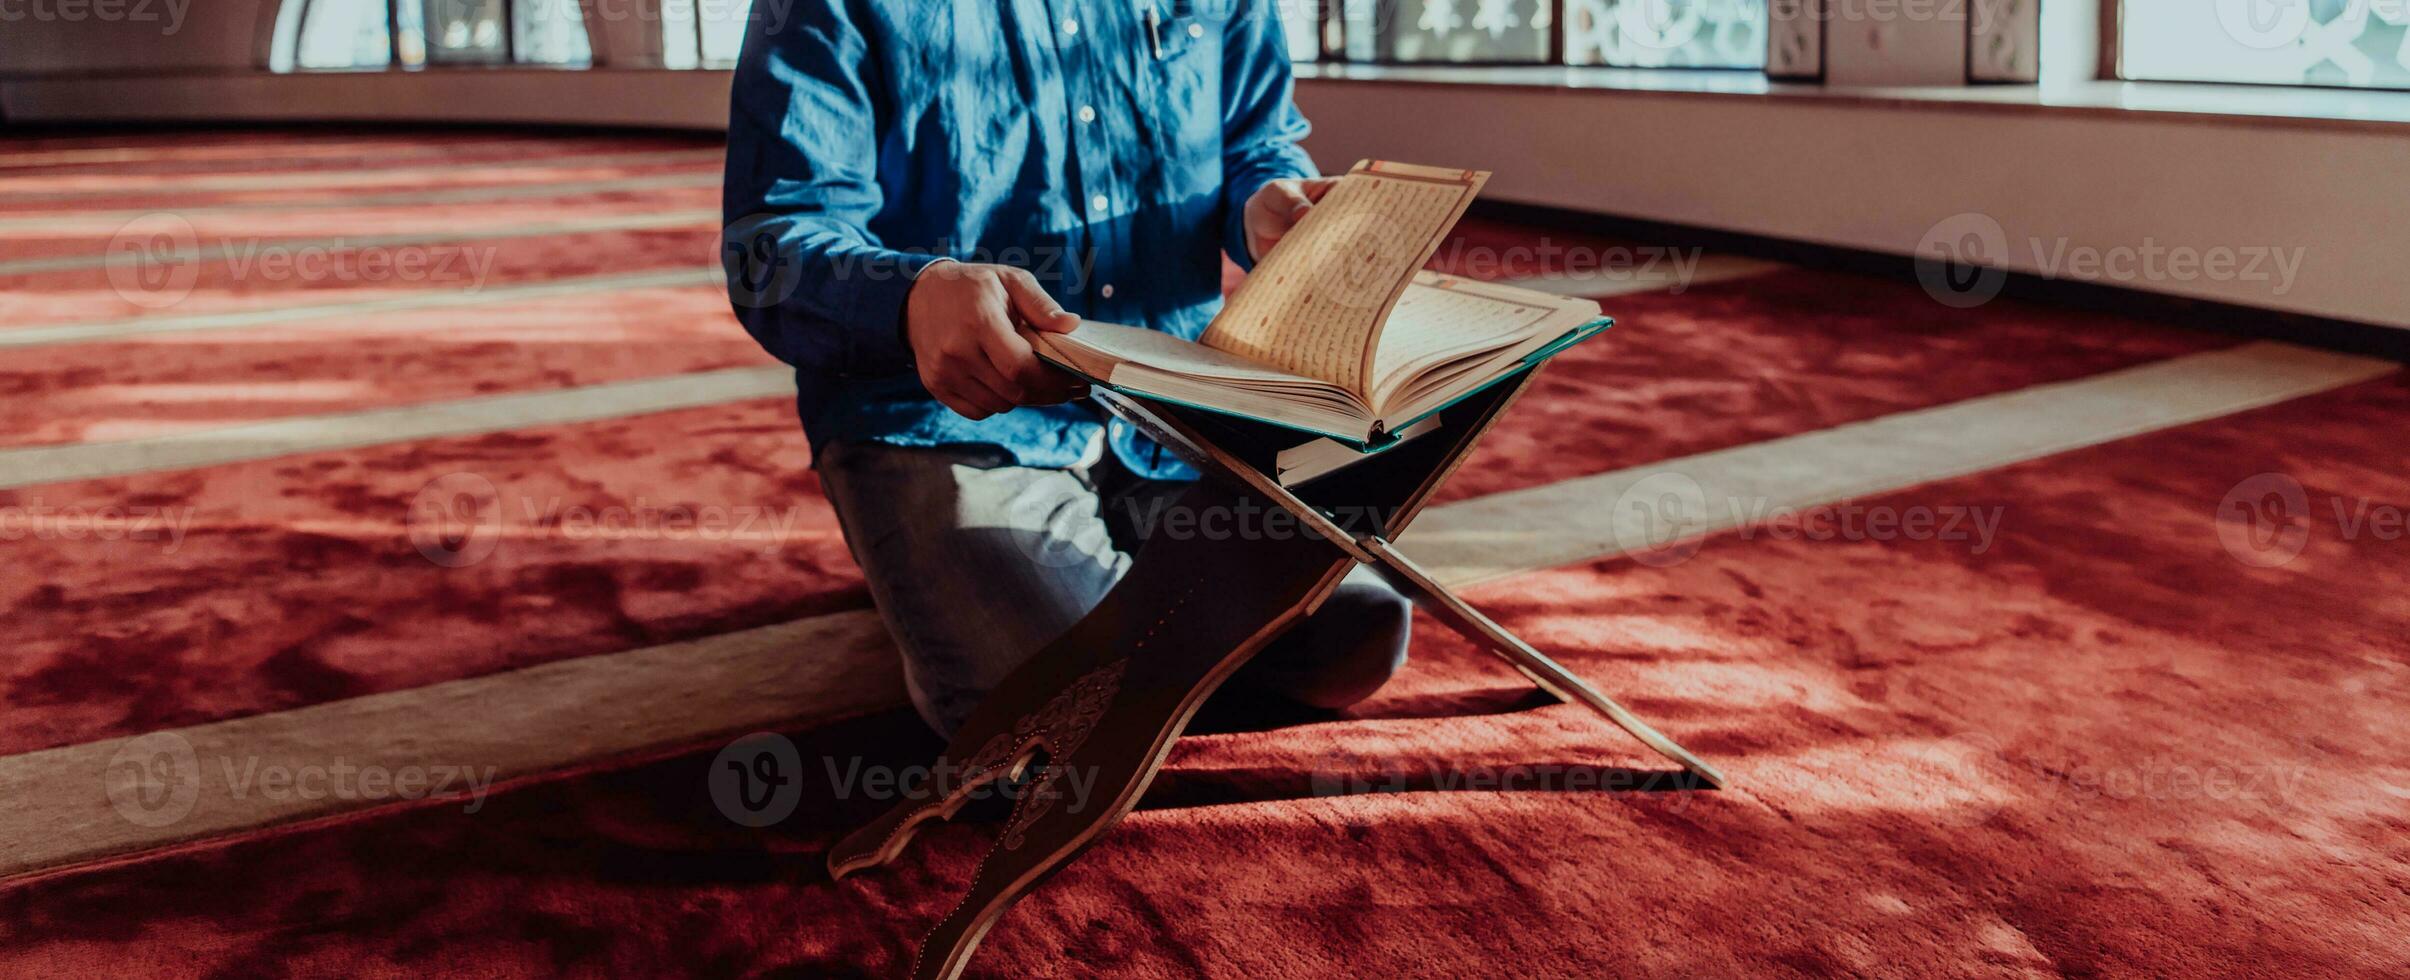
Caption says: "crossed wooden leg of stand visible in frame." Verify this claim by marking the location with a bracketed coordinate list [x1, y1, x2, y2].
[825, 376, 1722, 979]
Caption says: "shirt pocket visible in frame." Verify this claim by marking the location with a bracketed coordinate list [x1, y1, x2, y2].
[1149, 0, 1231, 65]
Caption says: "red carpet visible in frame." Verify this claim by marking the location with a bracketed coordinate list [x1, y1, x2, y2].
[0, 398, 862, 755]
[4, 375, 2403, 977]
[3, 129, 2404, 977]
[0, 284, 764, 449]
[2, 259, 2229, 754]
[0, 224, 719, 326]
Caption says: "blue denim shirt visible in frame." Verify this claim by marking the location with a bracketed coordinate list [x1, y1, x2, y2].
[722, 0, 1317, 478]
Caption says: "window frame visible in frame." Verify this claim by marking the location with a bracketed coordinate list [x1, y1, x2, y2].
[682, 0, 744, 69]
[1289, 0, 1775, 73]
[290, 0, 595, 70]
[2112, 0, 2410, 94]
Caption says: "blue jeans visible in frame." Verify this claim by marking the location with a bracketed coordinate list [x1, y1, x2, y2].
[816, 440, 1414, 736]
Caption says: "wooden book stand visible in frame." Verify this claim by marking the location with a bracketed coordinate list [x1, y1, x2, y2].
[826, 366, 1724, 979]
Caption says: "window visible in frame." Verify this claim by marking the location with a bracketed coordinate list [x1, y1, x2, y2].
[1290, 0, 1769, 69]
[276, 0, 591, 71]
[423, 0, 507, 65]
[1379, 0, 1555, 63]
[1564, 0, 1767, 69]
[2122, 0, 2410, 90]
[1277, 0, 1328, 60]
[663, 0, 749, 69]
[515, 0, 595, 65]
[291, 0, 394, 69]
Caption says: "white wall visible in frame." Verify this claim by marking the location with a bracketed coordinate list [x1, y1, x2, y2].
[3, 2, 2402, 330]
[0, 1, 271, 75]
[1290, 79, 2410, 329]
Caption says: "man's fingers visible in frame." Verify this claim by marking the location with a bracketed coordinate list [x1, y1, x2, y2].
[972, 315, 1059, 399]
[936, 295, 1025, 411]
[998, 270, 1080, 333]
[936, 392, 990, 421]
[923, 376, 995, 421]
[908, 263, 1091, 420]
[1299, 176, 1340, 204]
[920, 360, 998, 420]
[1268, 180, 1316, 220]
[952, 345, 1024, 405]
[939, 372, 1012, 418]
[1016, 354, 1088, 405]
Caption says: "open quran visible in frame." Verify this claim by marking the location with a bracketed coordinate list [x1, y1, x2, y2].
[1034, 160, 1610, 448]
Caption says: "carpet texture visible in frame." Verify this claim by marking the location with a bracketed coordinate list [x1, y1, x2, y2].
[4, 375, 2403, 977]
[2, 129, 2403, 978]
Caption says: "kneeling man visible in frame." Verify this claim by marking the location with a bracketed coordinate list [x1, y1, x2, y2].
[723, 0, 1411, 735]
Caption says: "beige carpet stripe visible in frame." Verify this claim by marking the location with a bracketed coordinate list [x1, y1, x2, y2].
[0, 149, 721, 202]
[0, 613, 903, 882]
[1, 266, 724, 349]
[0, 173, 722, 233]
[0, 209, 717, 278]
[0, 366, 793, 490]
[0, 339, 2389, 883]
[1403, 341, 2400, 586]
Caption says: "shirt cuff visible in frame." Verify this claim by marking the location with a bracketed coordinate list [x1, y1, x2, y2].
[1224, 179, 1270, 272]
[848, 251, 948, 374]
[1223, 161, 1316, 272]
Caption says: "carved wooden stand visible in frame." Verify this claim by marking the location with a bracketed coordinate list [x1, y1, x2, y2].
[825, 367, 1724, 979]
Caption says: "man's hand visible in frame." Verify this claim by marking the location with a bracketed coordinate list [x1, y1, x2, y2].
[905, 261, 1086, 421]
[1244, 176, 1341, 262]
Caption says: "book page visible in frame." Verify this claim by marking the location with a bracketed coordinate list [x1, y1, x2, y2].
[1040, 321, 1328, 388]
[1201, 161, 1486, 397]
[1366, 273, 1596, 408]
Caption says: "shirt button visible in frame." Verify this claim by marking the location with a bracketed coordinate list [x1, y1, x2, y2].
[1187, 22, 1205, 39]
[1062, 18, 1079, 36]
[1090, 194, 1109, 213]
[1100, 284, 1116, 299]
[1077, 105, 1097, 124]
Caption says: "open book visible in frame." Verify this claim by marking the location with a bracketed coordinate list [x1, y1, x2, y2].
[1033, 160, 1609, 447]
